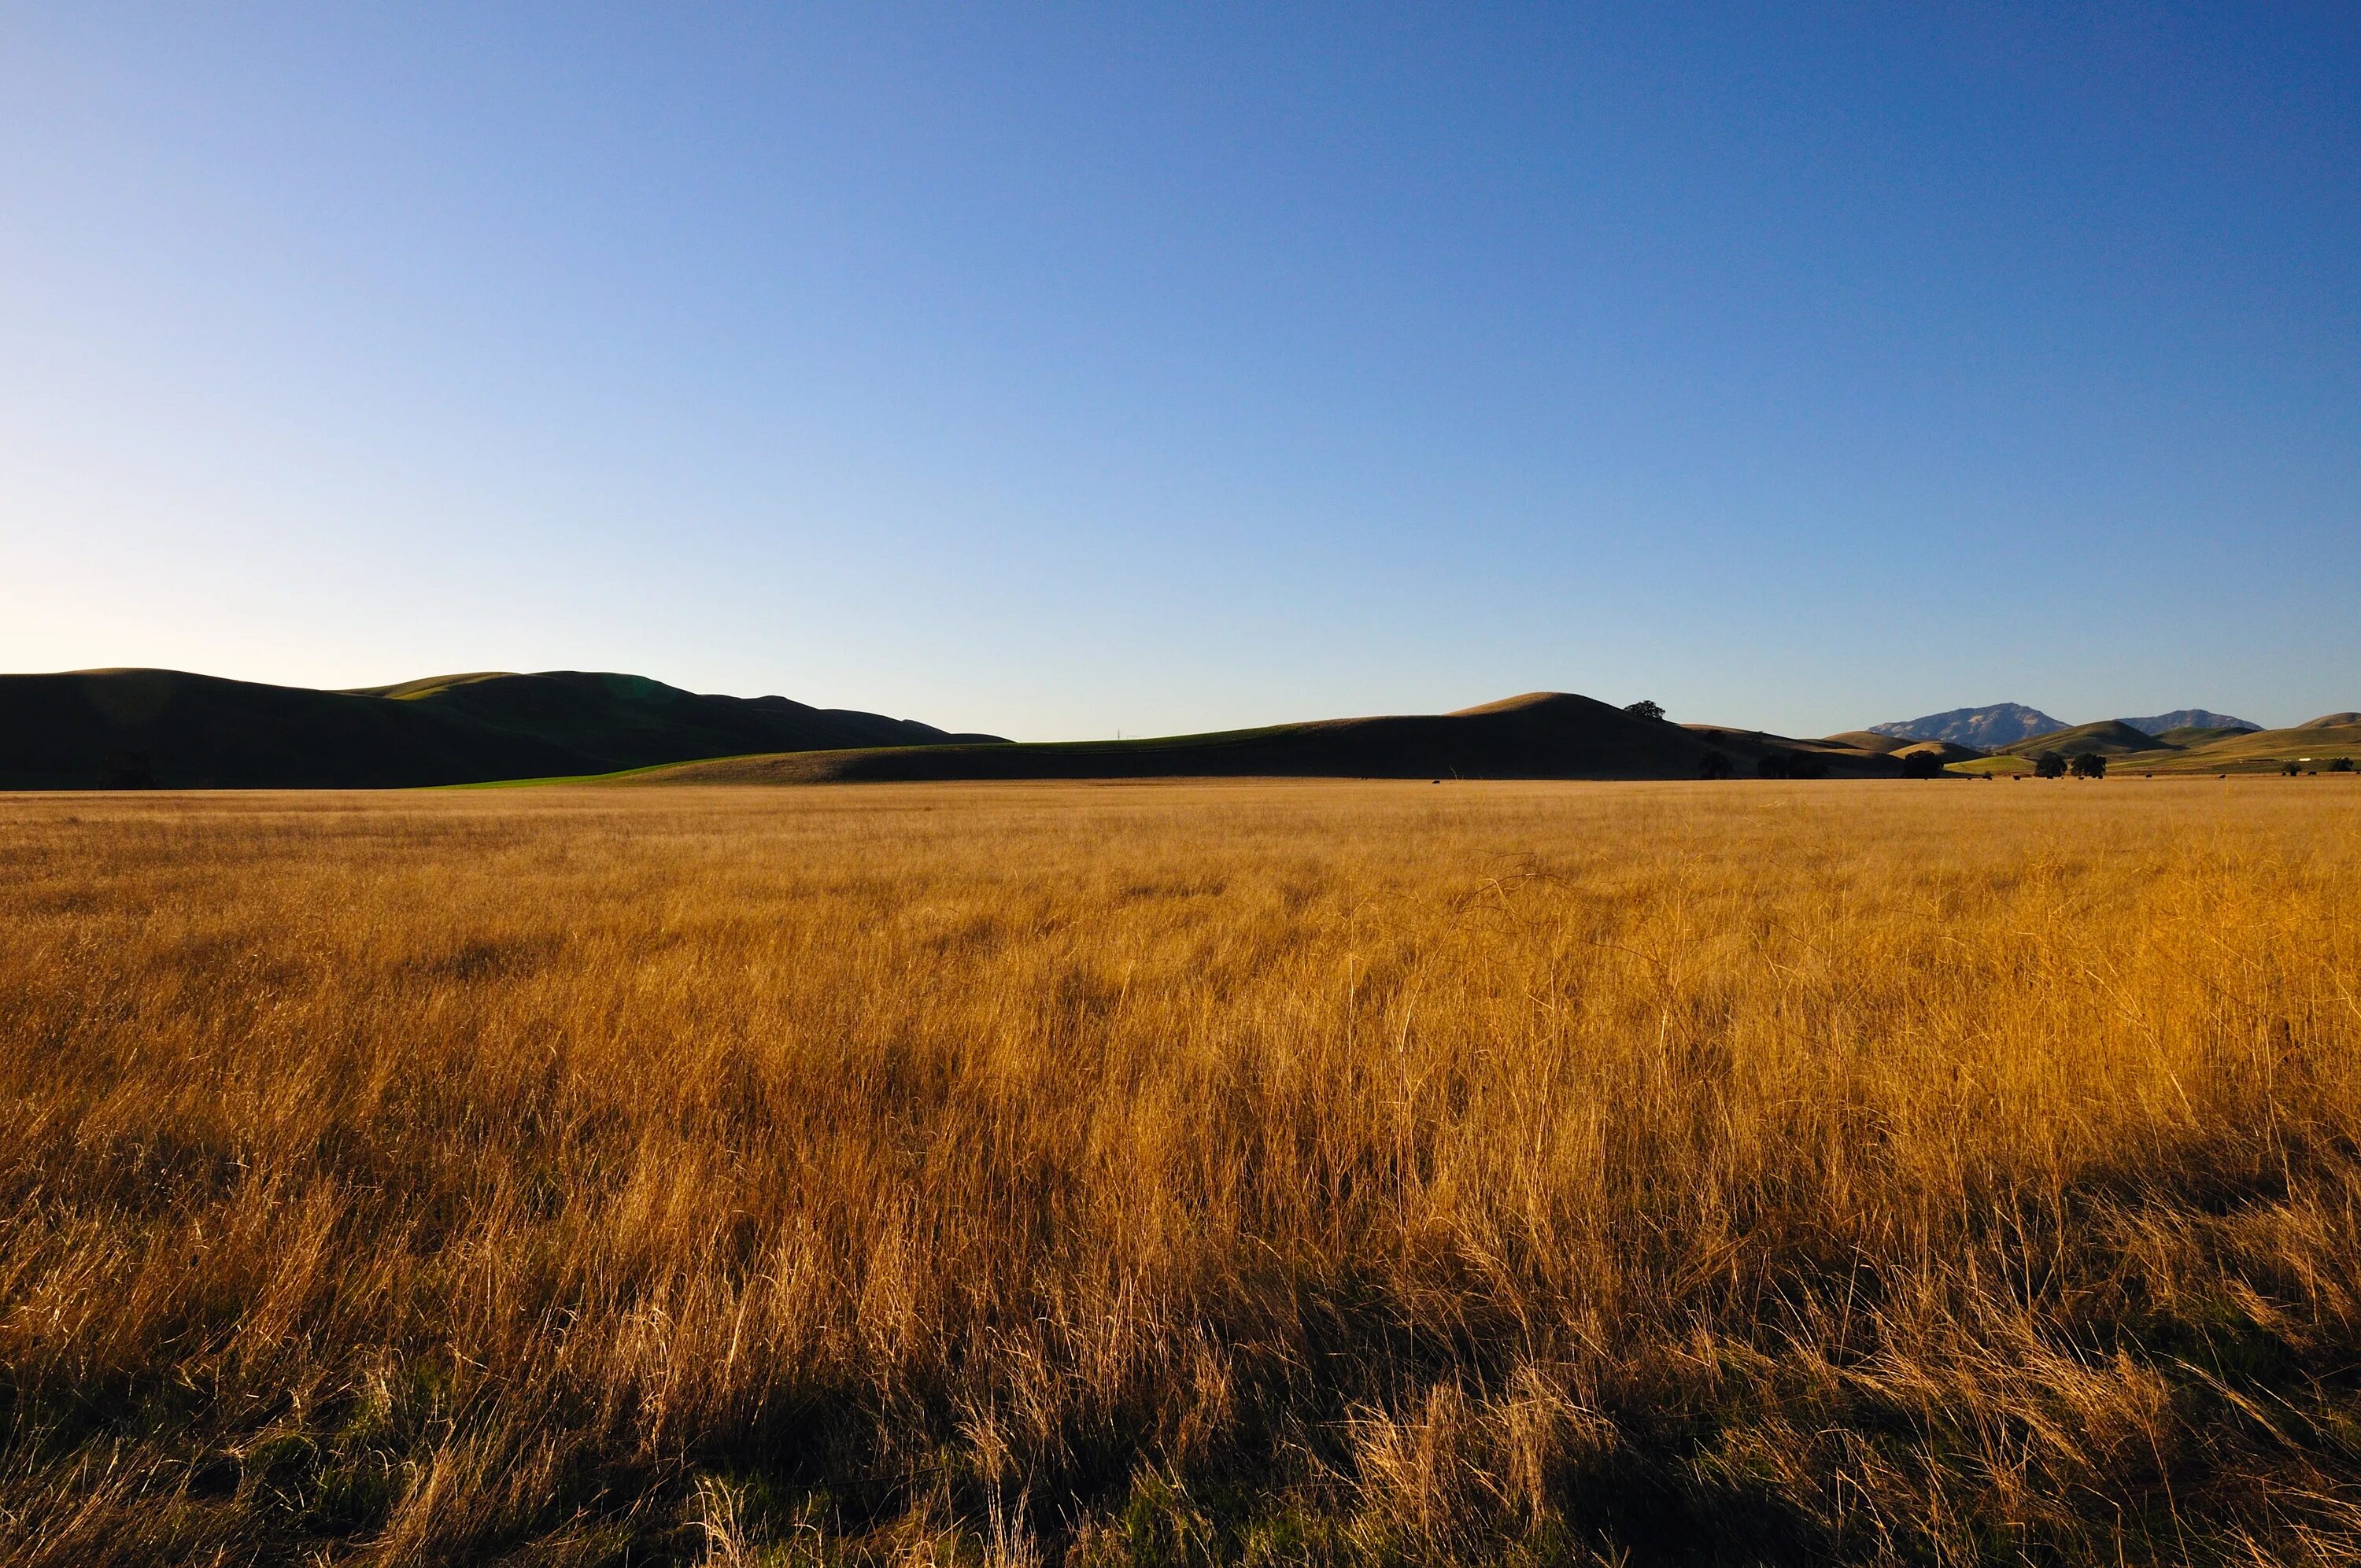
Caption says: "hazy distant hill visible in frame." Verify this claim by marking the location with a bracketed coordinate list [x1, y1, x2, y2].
[1871, 703, 2064, 748]
[0, 669, 999, 788]
[620, 693, 1927, 785]
[2123, 709, 2258, 736]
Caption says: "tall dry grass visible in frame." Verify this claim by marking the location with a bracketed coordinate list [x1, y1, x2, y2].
[3, 779, 2360, 1565]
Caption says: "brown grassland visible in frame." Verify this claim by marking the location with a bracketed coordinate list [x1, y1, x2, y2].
[5, 779, 2361, 1566]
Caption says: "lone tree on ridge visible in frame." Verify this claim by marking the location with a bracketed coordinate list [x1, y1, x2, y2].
[1624, 699, 1665, 721]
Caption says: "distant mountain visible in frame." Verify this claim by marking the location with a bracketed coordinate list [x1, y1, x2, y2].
[2123, 710, 2258, 736]
[1871, 704, 2064, 749]
[0, 668, 1002, 788]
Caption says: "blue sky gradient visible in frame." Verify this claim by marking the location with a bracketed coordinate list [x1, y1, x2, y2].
[3, 4, 2355, 737]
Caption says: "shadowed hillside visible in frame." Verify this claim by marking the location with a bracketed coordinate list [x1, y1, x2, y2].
[2151, 724, 2257, 747]
[1879, 707, 2268, 759]
[2010, 718, 2163, 757]
[1824, 730, 1907, 754]
[1956, 717, 2361, 777]
[0, 669, 999, 788]
[619, 693, 1922, 784]
[2113, 719, 2361, 774]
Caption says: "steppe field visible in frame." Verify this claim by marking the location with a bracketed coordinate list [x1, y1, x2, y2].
[8, 778, 2361, 1567]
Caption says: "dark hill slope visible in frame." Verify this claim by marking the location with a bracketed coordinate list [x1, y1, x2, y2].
[2152, 725, 2254, 747]
[0, 668, 996, 788]
[2126, 721, 2361, 774]
[1825, 730, 1908, 754]
[364, 670, 990, 762]
[1959, 720, 2361, 776]
[2012, 719, 2163, 757]
[619, 693, 1915, 785]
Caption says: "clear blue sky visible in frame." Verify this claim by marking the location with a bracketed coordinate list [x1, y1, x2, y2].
[3, 5, 2355, 738]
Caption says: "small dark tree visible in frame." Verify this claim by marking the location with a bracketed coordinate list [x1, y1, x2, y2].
[2284, 760, 2303, 777]
[2071, 752, 2107, 779]
[2034, 751, 2067, 779]
[2332, 757, 2354, 773]
[1698, 750, 1735, 779]
[1899, 751, 1942, 779]
[1624, 699, 1665, 721]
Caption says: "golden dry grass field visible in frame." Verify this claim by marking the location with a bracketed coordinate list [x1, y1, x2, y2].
[6, 779, 2361, 1566]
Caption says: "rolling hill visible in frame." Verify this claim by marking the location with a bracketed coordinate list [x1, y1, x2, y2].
[0, 669, 1000, 788]
[2123, 708, 2258, 736]
[616, 693, 1924, 786]
[1955, 716, 2361, 776]
[2108, 721, 2361, 775]
[1820, 734, 1990, 766]
[1891, 740, 1986, 765]
[2151, 725, 2256, 747]
[1874, 706, 2289, 771]
[1823, 731, 1905, 754]
[2010, 719, 2163, 757]
[24, 665, 2326, 790]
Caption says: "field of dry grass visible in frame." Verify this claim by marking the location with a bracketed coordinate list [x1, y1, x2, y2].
[5, 779, 2361, 1566]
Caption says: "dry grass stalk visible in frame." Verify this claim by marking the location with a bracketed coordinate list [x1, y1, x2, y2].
[2, 778, 2359, 1563]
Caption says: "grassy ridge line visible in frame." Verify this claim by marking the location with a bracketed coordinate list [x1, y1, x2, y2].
[2125, 721, 2361, 771]
[1998, 718, 2160, 756]
[598, 695, 1914, 785]
[0, 667, 997, 788]
[1953, 720, 2361, 776]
